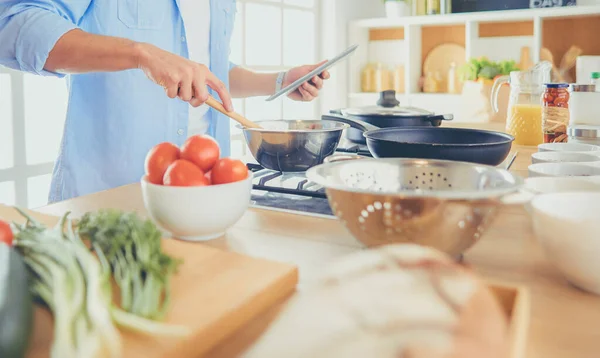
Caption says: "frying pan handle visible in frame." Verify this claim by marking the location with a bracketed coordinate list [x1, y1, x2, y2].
[427, 113, 454, 124]
[321, 114, 380, 133]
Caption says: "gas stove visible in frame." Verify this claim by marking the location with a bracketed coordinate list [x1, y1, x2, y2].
[247, 143, 371, 218]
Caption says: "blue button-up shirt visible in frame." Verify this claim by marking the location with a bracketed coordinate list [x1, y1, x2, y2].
[0, 0, 236, 203]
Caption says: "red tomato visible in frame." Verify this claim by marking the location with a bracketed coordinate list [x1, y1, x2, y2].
[163, 160, 210, 187]
[211, 158, 249, 185]
[0, 220, 13, 246]
[145, 142, 180, 185]
[180, 135, 220, 172]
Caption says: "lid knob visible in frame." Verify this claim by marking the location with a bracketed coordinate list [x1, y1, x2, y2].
[377, 90, 400, 108]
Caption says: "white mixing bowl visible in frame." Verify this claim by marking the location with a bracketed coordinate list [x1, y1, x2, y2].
[141, 174, 253, 241]
[531, 193, 600, 295]
[538, 142, 600, 153]
[531, 151, 600, 165]
[528, 163, 600, 178]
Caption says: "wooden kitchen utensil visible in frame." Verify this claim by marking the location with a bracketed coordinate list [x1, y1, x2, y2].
[519, 47, 534, 71]
[558, 45, 583, 83]
[206, 96, 262, 129]
[540, 48, 562, 82]
[423, 44, 466, 92]
[2, 206, 299, 358]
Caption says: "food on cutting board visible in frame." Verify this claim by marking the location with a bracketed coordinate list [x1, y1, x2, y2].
[145, 135, 248, 186]
[244, 244, 508, 358]
[7, 209, 188, 358]
[0, 224, 34, 358]
[78, 210, 182, 321]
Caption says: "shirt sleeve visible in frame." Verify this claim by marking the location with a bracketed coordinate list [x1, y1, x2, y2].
[0, 1, 92, 77]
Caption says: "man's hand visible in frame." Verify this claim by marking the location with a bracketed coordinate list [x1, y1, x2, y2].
[135, 43, 233, 110]
[283, 60, 331, 102]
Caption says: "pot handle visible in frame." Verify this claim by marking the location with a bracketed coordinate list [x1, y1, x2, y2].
[321, 114, 380, 132]
[324, 153, 368, 163]
[427, 113, 454, 122]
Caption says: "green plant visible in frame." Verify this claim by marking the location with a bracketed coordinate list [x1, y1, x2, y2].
[459, 57, 520, 82]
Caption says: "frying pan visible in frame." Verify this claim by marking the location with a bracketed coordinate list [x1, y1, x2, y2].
[321, 114, 514, 166]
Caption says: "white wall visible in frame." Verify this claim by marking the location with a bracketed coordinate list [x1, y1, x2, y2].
[319, 0, 383, 113]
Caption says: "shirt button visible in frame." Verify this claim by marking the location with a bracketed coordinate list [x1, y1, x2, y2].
[181, 36, 186, 42]
[177, 129, 184, 135]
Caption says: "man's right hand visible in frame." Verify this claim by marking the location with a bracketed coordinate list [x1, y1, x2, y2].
[134, 43, 233, 111]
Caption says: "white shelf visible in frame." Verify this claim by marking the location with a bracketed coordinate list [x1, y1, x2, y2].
[352, 5, 600, 28]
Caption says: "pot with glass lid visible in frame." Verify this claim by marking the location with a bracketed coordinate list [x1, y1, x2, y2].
[330, 90, 454, 144]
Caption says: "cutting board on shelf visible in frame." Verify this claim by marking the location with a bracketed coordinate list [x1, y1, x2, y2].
[0, 205, 298, 358]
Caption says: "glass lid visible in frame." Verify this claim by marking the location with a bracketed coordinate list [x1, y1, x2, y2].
[341, 90, 434, 117]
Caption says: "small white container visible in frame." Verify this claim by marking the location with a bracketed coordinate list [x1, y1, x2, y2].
[538, 142, 600, 153]
[532, 192, 600, 295]
[528, 163, 600, 178]
[568, 125, 600, 147]
[384, 1, 409, 17]
[531, 151, 600, 165]
[569, 84, 600, 126]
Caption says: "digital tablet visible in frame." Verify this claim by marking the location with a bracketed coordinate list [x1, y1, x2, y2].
[266, 44, 359, 102]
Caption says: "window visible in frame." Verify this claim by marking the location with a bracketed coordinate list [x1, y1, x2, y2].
[0, 0, 320, 208]
[0, 68, 64, 208]
[227, 0, 320, 158]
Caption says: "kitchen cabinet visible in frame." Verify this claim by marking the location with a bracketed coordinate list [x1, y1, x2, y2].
[347, 5, 600, 121]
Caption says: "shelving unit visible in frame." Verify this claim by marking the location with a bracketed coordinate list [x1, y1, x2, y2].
[347, 5, 600, 119]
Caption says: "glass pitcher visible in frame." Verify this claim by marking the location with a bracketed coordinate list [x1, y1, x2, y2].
[491, 61, 552, 146]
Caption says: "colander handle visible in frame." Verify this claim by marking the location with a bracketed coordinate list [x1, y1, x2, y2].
[324, 154, 368, 164]
[499, 188, 536, 205]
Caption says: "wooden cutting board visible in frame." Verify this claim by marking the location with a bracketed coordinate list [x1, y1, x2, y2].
[0, 205, 298, 358]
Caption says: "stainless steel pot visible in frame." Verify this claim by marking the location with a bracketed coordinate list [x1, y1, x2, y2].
[241, 120, 349, 172]
[331, 90, 453, 144]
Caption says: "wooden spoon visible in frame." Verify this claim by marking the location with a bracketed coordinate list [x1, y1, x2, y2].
[540, 48, 562, 82]
[205, 96, 262, 129]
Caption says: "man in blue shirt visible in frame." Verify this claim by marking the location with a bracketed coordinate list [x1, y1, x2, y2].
[0, 0, 329, 202]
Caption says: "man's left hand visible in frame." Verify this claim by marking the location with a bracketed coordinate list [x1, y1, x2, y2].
[284, 61, 331, 102]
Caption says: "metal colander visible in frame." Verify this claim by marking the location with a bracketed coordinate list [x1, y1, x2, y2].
[306, 158, 523, 258]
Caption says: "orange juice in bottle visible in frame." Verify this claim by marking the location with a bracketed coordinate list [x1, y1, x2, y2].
[506, 104, 543, 146]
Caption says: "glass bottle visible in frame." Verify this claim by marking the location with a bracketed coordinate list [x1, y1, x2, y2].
[427, 0, 440, 14]
[591, 72, 600, 92]
[491, 61, 552, 146]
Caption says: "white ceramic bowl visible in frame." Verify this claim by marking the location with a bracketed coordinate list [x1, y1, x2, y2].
[531, 193, 600, 295]
[525, 177, 600, 194]
[538, 142, 600, 153]
[531, 151, 600, 165]
[528, 163, 600, 178]
[141, 174, 253, 241]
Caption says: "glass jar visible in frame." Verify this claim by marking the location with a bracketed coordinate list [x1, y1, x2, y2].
[491, 62, 551, 146]
[542, 83, 570, 143]
[374, 63, 393, 92]
[569, 84, 600, 126]
[568, 125, 600, 146]
[361, 63, 376, 92]
[423, 71, 440, 93]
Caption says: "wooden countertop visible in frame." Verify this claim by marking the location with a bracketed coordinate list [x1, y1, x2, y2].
[37, 126, 600, 358]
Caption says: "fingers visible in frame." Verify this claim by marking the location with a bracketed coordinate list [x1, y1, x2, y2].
[301, 82, 319, 97]
[178, 77, 193, 102]
[190, 82, 209, 107]
[205, 70, 233, 111]
[298, 85, 314, 101]
[320, 70, 331, 80]
[310, 75, 324, 89]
